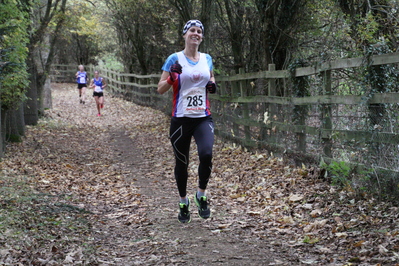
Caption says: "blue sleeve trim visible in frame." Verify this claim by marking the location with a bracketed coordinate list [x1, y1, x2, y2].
[162, 52, 213, 72]
[206, 54, 213, 71]
[162, 53, 178, 72]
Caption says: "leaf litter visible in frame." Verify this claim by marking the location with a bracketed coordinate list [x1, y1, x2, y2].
[1, 83, 399, 265]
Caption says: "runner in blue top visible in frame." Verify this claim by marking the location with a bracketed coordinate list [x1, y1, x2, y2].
[89, 70, 107, 116]
[158, 20, 217, 223]
[75, 65, 88, 104]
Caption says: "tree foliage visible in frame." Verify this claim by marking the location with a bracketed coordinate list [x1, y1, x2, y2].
[4, 0, 399, 108]
[4, 0, 399, 86]
[337, 0, 399, 50]
[21, 0, 69, 125]
[0, 0, 29, 110]
[104, 0, 173, 74]
[56, 0, 115, 65]
[101, 0, 342, 74]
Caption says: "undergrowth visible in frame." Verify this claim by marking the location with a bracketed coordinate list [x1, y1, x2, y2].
[0, 174, 97, 264]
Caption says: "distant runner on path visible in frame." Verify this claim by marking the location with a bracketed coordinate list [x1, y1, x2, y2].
[157, 20, 217, 223]
[89, 70, 107, 117]
[75, 65, 88, 104]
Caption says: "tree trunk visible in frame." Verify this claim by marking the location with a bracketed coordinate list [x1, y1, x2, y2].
[221, 0, 245, 73]
[24, 55, 39, 125]
[43, 77, 52, 109]
[199, 0, 213, 53]
[16, 102, 26, 137]
[0, 102, 3, 158]
[169, 0, 193, 22]
[255, 0, 306, 70]
[36, 73, 46, 116]
[4, 102, 25, 143]
[25, 0, 66, 120]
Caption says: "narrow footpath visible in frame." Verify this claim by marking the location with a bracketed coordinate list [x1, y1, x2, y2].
[1, 84, 399, 265]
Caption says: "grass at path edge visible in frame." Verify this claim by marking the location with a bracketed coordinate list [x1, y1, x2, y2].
[0, 174, 97, 265]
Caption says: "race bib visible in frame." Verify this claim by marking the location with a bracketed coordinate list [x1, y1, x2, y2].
[182, 87, 206, 115]
[79, 76, 86, 84]
[95, 86, 102, 92]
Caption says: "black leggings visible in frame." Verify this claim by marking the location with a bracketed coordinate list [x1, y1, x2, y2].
[169, 116, 214, 198]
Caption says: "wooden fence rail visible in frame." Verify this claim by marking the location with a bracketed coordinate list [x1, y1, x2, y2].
[51, 53, 399, 182]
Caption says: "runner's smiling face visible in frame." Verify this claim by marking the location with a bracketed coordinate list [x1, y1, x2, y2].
[183, 26, 203, 46]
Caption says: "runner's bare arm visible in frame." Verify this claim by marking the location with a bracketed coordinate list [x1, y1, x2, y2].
[89, 79, 94, 88]
[210, 70, 215, 83]
[157, 71, 172, 95]
[102, 78, 107, 88]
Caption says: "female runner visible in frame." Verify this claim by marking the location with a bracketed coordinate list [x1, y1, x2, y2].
[75, 65, 88, 104]
[157, 20, 217, 223]
[89, 70, 107, 116]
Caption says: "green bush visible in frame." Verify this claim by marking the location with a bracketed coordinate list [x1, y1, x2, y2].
[0, 0, 29, 110]
[322, 161, 351, 187]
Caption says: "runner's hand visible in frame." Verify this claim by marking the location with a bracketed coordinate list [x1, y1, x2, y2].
[206, 81, 217, 94]
[167, 61, 182, 85]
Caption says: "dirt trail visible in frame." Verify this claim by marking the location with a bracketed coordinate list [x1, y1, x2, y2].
[109, 130, 273, 265]
[86, 87, 276, 265]
[1, 84, 275, 265]
[2, 84, 398, 266]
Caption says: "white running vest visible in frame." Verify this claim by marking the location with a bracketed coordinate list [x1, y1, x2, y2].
[173, 52, 211, 118]
[93, 77, 103, 92]
[77, 71, 87, 84]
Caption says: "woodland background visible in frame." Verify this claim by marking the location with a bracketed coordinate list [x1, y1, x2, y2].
[3, 1, 399, 264]
[2, 0, 399, 197]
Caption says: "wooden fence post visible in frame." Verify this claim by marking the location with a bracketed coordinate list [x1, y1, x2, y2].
[115, 70, 119, 93]
[110, 68, 114, 93]
[239, 68, 251, 144]
[292, 67, 308, 153]
[219, 80, 225, 95]
[133, 76, 138, 103]
[231, 70, 240, 138]
[118, 70, 122, 92]
[268, 63, 277, 119]
[296, 109, 307, 153]
[268, 64, 277, 145]
[119, 70, 123, 93]
[231, 70, 240, 96]
[142, 75, 148, 106]
[322, 70, 332, 158]
[122, 74, 126, 98]
[106, 67, 111, 93]
[215, 73, 226, 139]
[268, 64, 276, 97]
[90, 64, 94, 79]
[114, 70, 117, 92]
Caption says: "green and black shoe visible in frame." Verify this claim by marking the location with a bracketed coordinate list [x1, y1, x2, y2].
[178, 199, 191, 223]
[194, 193, 211, 219]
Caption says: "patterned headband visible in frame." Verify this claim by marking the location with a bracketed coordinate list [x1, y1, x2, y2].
[182, 20, 204, 35]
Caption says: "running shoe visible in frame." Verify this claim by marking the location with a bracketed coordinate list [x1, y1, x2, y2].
[82, 101, 85, 104]
[178, 199, 191, 223]
[80, 99, 82, 104]
[194, 193, 211, 219]
[97, 113, 101, 117]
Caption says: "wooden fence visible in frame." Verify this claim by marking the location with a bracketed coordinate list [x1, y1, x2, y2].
[50, 64, 80, 83]
[51, 53, 399, 190]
